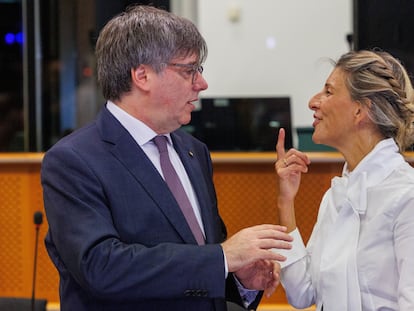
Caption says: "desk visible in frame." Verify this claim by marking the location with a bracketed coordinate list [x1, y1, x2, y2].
[0, 152, 412, 306]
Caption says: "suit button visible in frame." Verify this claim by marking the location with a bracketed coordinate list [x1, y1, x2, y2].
[184, 290, 193, 296]
[195, 290, 208, 297]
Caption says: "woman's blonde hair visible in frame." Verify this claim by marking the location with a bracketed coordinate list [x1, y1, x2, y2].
[336, 50, 414, 151]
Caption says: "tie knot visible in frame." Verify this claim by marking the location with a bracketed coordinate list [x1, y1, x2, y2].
[153, 135, 168, 153]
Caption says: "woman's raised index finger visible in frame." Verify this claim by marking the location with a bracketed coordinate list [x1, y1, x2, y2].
[276, 128, 286, 158]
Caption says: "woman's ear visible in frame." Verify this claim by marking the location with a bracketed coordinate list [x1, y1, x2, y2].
[354, 99, 371, 125]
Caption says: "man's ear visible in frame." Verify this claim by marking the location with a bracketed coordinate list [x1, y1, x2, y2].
[131, 64, 151, 91]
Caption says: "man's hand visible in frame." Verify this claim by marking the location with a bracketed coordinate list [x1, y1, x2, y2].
[235, 260, 281, 298]
[221, 224, 292, 272]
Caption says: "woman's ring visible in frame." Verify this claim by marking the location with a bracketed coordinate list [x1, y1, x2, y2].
[283, 158, 289, 167]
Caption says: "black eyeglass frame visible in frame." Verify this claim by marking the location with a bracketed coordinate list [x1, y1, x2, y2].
[166, 62, 204, 83]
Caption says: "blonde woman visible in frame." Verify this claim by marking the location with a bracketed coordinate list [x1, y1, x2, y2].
[275, 50, 414, 311]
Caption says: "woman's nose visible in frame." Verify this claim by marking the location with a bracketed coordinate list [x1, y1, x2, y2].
[308, 93, 320, 110]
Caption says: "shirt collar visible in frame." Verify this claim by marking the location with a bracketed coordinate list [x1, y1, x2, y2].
[106, 101, 172, 146]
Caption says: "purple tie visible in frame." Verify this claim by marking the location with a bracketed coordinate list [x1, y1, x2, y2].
[153, 135, 205, 245]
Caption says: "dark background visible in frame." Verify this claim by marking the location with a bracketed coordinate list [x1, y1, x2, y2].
[354, 0, 414, 83]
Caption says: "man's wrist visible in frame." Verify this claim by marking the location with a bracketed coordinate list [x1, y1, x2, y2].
[233, 274, 259, 308]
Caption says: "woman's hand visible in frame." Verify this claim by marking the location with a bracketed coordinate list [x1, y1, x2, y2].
[275, 128, 311, 201]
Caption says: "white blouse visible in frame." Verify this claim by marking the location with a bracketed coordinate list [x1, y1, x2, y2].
[279, 139, 414, 311]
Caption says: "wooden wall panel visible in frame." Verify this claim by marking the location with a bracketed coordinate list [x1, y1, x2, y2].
[0, 168, 25, 295]
[213, 159, 342, 304]
[0, 155, 59, 303]
[0, 152, 412, 307]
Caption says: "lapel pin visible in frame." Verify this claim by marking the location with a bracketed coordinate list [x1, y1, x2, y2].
[188, 151, 194, 157]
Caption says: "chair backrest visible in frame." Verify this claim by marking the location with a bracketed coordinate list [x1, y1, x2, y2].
[0, 297, 47, 311]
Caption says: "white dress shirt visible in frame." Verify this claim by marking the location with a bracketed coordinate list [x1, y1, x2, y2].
[106, 101, 205, 233]
[279, 138, 414, 311]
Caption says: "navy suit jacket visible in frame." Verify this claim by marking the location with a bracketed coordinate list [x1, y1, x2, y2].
[41, 107, 258, 310]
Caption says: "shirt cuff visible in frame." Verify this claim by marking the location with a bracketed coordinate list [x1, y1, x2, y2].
[233, 274, 259, 308]
[222, 247, 229, 278]
[222, 247, 258, 308]
[272, 228, 307, 269]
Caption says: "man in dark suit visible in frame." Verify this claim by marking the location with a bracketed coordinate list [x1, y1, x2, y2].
[41, 5, 292, 311]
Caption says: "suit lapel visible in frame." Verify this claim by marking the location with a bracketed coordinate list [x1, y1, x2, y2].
[96, 108, 199, 244]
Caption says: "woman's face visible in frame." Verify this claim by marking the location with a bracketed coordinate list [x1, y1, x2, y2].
[308, 67, 360, 149]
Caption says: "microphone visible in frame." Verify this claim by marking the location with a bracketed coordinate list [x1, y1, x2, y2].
[34, 211, 43, 227]
[32, 211, 43, 311]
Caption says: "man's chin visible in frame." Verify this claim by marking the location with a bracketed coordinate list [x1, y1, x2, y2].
[180, 115, 192, 126]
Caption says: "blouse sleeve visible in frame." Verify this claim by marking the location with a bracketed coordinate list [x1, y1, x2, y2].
[279, 228, 316, 309]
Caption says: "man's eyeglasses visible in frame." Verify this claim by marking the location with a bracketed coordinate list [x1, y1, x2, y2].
[166, 63, 204, 84]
